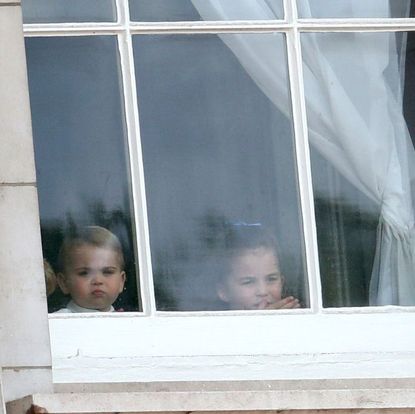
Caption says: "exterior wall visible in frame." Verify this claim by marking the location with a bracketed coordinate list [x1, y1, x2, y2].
[0, 0, 52, 402]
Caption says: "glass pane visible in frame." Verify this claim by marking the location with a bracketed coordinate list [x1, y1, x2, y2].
[133, 34, 308, 311]
[298, 0, 410, 18]
[22, 0, 116, 23]
[129, 0, 283, 21]
[301, 31, 415, 307]
[25, 36, 140, 312]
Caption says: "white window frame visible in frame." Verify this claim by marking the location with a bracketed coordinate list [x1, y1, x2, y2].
[24, 0, 415, 384]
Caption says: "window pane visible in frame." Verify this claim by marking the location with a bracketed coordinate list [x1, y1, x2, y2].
[22, 0, 116, 23]
[133, 34, 308, 311]
[297, 0, 410, 18]
[25, 36, 140, 312]
[129, 0, 283, 21]
[301, 31, 415, 307]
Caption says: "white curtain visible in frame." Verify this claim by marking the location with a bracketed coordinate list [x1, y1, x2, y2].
[191, 0, 415, 305]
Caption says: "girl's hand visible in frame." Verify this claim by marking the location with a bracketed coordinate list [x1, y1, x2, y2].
[266, 296, 300, 309]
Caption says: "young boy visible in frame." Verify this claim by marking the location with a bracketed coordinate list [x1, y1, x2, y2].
[216, 224, 300, 310]
[55, 226, 126, 313]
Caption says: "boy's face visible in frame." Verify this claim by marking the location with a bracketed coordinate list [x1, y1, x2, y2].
[217, 247, 283, 310]
[57, 243, 126, 311]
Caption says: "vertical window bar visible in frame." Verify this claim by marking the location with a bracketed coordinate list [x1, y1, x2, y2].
[118, 0, 157, 315]
[284, 0, 323, 312]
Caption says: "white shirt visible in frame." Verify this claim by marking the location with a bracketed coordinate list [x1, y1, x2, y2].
[54, 300, 115, 313]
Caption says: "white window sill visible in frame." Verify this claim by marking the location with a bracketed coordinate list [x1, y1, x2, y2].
[49, 312, 415, 383]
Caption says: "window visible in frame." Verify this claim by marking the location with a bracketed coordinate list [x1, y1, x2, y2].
[25, 35, 140, 312]
[23, 0, 415, 383]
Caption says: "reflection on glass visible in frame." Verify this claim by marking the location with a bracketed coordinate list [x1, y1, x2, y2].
[129, 0, 283, 21]
[22, 0, 116, 23]
[25, 36, 139, 312]
[301, 32, 415, 307]
[133, 33, 308, 311]
[297, 0, 410, 18]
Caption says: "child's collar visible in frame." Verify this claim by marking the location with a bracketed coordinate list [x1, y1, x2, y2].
[67, 300, 115, 313]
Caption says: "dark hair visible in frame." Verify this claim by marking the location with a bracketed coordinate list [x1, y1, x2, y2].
[208, 222, 280, 284]
[57, 226, 124, 272]
[223, 223, 278, 256]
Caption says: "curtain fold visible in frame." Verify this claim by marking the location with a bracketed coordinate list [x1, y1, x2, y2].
[191, 0, 415, 305]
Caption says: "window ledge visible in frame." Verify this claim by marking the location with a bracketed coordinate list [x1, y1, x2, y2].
[6, 379, 415, 413]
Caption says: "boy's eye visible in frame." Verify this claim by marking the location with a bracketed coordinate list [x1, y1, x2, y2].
[77, 269, 89, 277]
[103, 268, 116, 276]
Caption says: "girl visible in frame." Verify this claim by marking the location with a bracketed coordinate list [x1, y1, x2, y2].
[216, 224, 300, 310]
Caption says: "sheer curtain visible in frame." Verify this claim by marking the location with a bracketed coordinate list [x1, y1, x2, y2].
[191, 0, 415, 305]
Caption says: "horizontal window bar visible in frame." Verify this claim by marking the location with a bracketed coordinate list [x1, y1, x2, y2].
[24, 21, 415, 36]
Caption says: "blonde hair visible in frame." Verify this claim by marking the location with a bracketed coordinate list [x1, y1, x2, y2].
[43, 259, 57, 296]
[57, 226, 124, 272]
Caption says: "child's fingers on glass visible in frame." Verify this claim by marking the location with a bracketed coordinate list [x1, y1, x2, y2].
[266, 296, 300, 310]
[280, 297, 300, 309]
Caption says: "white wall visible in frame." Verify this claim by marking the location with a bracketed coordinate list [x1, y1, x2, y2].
[0, 0, 52, 402]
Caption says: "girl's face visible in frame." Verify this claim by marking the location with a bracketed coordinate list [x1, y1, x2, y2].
[218, 247, 283, 310]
